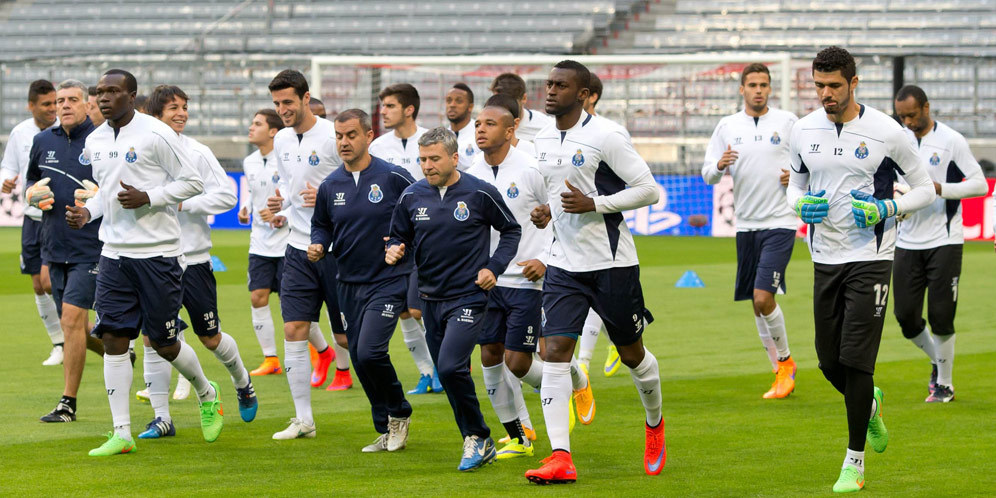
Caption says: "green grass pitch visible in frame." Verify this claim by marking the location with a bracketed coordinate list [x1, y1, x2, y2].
[0, 227, 993, 496]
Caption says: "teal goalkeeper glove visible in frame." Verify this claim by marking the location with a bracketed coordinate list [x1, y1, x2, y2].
[850, 189, 898, 228]
[795, 190, 829, 224]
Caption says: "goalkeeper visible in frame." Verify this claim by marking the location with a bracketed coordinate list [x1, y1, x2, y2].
[25, 79, 104, 424]
[785, 46, 935, 494]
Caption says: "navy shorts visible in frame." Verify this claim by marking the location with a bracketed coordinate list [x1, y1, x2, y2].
[541, 265, 653, 347]
[404, 270, 423, 311]
[734, 228, 795, 301]
[19, 216, 44, 275]
[337, 275, 407, 338]
[248, 254, 283, 292]
[49, 261, 98, 316]
[181, 262, 221, 338]
[93, 255, 184, 346]
[479, 286, 540, 353]
[280, 246, 344, 333]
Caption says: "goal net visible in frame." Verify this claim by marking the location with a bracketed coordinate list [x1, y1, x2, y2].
[311, 53, 797, 237]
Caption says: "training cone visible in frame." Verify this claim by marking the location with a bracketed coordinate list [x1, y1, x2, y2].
[210, 255, 228, 272]
[675, 270, 705, 288]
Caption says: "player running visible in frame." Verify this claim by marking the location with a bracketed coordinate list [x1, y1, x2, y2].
[786, 47, 935, 492]
[527, 60, 664, 484]
[1, 79, 64, 366]
[311, 109, 415, 453]
[27, 79, 103, 423]
[369, 83, 441, 395]
[386, 127, 521, 471]
[70, 69, 222, 456]
[239, 109, 290, 376]
[446, 83, 478, 171]
[702, 63, 800, 399]
[467, 96, 553, 459]
[892, 85, 988, 403]
[267, 70, 350, 440]
[134, 85, 257, 439]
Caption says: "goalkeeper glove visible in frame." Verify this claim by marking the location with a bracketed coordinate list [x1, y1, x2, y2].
[74, 179, 99, 207]
[850, 189, 898, 228]
[794, 189, 829, 224]
[26, 177, 54, 211]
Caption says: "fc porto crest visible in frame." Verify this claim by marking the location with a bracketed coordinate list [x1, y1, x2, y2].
[571, 149, 585, 167]
[125, 147, 138, 163]
[929, 152, 940, 166]
[308, 150, 319, 166]
[854, 141, 869, 159]
[770, 132, 781, 145]
[271, 171, 280, 184]
[465, 143, 475, 156]
[453, 201, 470, 221]
[506, 182, 519, 199]
[79, 152, 90, 166]
[368, 184, 384, 203]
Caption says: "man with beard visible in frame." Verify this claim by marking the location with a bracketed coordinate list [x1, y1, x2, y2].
[786, 46, 935, 492]
[702, 63, 800, 399]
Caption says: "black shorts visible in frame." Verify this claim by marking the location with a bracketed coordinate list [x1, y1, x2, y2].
[479, 286, 541, 353]
[893, 244, 962, 337]
[181, 262, 221, 338]
[279, 246, 343, 333]
[541, 265, 653, 347]
[49, 261, 99, 315]
[93, 255, 184, 346]
[248, 254, 283, 292]
[19, 216, 44, 275]
[813, 260, 893, 375]
[734, 228, 795, 301]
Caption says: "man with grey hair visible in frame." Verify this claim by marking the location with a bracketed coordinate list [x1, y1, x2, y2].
[26, 78, 103, 423]
[386, 126, 521, 471]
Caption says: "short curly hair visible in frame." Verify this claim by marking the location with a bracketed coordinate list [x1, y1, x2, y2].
[812, 46, 856, 81]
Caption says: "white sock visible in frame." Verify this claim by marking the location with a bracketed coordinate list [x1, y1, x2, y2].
[35, 293, 64, 344]
[143, 346, 172, 422]
[504, 364, 532, 429]
[308, 322, 329, 352]
[520, 357, 544, 389]
[541, 362, 572, 452]
[401, 317, 434, 376]
[483, 363, 517, 423]
[104, 352, 133, 440]
[569, 357, 588, 391]
[934, 333, 955, 387]
[630, 348, 663, 427]
[909, 325, 937, 363]
[755, 315, 779, 371]
[762, 304, 790, 360]
[844, 448, 865, 473]
[577, 309, 602, 364]
[285, 340, 313, 425]
[168, 341, 215, 403]
[212, 332, 250, 389]
[333, 340, 350, 370]
[251, 305, 278, 357]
